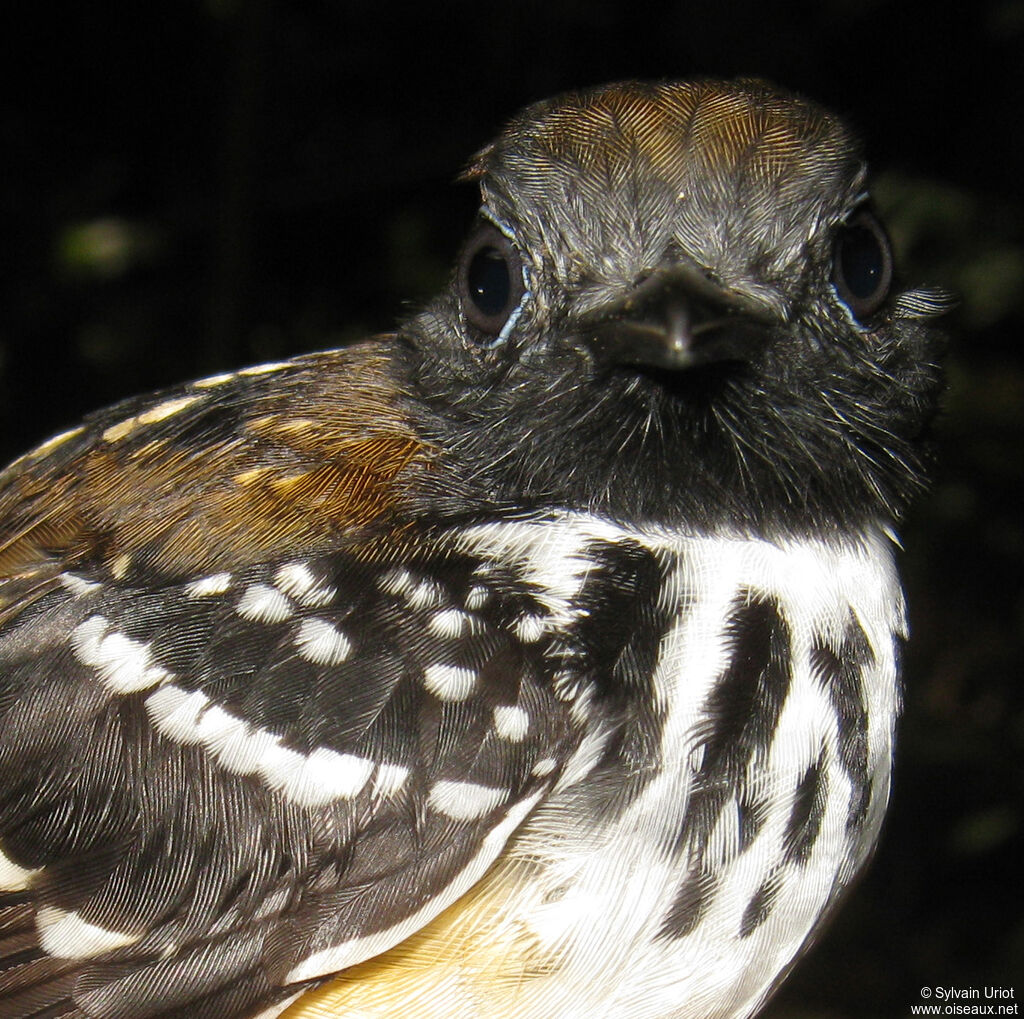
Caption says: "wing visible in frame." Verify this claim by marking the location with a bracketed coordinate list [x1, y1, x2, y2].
[0, 350, 582, 1017]
[0, 541, 578, 1017]
[0, 344, 426, 615]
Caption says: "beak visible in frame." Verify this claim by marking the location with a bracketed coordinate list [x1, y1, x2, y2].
[580, 261, 776, 371]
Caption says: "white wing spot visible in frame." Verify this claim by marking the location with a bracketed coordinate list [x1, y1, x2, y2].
[493, 705, 530, 741]
[276, 747, 375, 805]
[514, 614, 547, 642]
[428, 779, 506, 821]
[145, 685, 374, 805]
[422, 663, 477, 701]
[101, 395, 203, 443]
[464, 585, 490, 610]
[37, 906, 140, 959]
[137, 394, 203, 426]
[145, 684, 208, 740]
[532, 757, 558, 777]
[379, 568, 415, 597]
[274, 562, 336, 607]
[193, 371, 238, 389]
[72, 615, 171, 693]
[185, 572, 232, 598]
[237, 583, 293, 623]
[238, 360, 292, 376]
[428, 607, 475, 639]
[101, 417, 140, 443]
[4, 428, 87, 476]
[59, 573, 101, 597]
[0, 846, 40, 891]
[373, 763, 410, 798]
[296, 618, 352, 666]
[406, 578, 446, 611]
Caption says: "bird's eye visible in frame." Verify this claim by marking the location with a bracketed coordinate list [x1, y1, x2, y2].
[832, 210, 894, 323]
[457, 223, 526, 339]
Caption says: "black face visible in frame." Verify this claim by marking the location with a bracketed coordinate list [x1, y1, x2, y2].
[403, 81, 949, 538]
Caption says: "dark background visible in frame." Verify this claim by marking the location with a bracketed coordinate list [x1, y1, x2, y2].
[3, 2, 1021, 1016]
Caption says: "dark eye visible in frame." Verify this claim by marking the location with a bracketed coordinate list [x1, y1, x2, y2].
[832, 210, 893, 323]
[457, 223, 526, 338]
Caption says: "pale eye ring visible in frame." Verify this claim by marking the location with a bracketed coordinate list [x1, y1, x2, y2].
[832, 210, 894, 323]
[457, 223, 526, 338]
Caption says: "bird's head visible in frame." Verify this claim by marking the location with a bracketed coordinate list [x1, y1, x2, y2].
[402, 78, 950, 538]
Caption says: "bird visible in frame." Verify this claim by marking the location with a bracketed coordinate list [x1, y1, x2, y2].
[0, 77, 949, 1019]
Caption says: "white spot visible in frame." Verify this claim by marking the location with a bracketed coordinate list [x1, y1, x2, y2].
[189, 699, 246, 748]
[428, 607, 475, 639]
[100, 395, 203, 443]
[72, 615, 171, 693]
[428, 779, 506, 821]
[274, 562, 335, 607]
[494, 705, 530, 741]
[237, 583, 293, 623]
[274, 561, 315, 596]
[0, 846, 40, 891]
[185, 572, 232, 598]
[239, 360, 291, 376]
[37, 906, 140, 959]
[406, 578, 445, 611]
[422, 663, 477, 701]
[145, 685, 374, 805]
[379, 568, 415, 597]
[137, 394, 202, 426]
[59, 572, 101, 597]
[101, 416, 140, 443]
[275, 747, 375, 805]
[296, 618, 352, 666]
[146, 685, 216, 745]
[193, 371, 237, 389]
[532, 757, 558, 777]
[514, 613, 547, 642]
[464, 585, 490, 610]
[373, 762, 410, 797]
